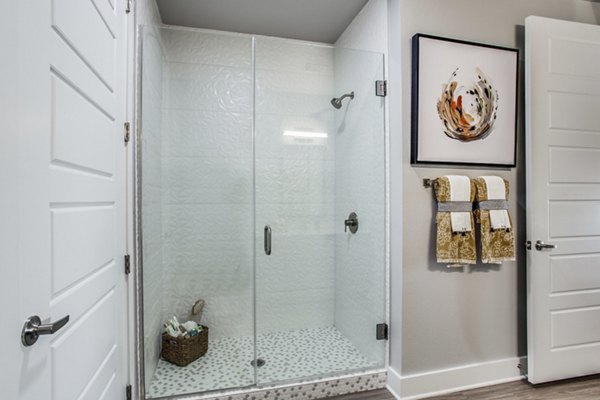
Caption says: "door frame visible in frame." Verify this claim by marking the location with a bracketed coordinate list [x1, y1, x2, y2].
[127, 3, 142, 399]
[128, 17, 392, 400]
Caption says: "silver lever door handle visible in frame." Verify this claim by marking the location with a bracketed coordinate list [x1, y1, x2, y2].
[535, 240, 557, 251]
[21, 315, 70, 347]
[264, 225, 272, 255]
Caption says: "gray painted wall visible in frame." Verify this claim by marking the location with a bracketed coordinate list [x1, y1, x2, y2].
[400, 0, 600, 375]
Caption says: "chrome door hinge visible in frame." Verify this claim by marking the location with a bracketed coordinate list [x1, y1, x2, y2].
[124, 254, 131, 275]
[376, 323, 388, 340]
[124, 122, 130, 144]
[375, 80, 387, 97]
[125, 0, 132, 14]
[126, 384, 132, 400]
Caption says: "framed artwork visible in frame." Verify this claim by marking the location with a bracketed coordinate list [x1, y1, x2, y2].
[411, 34, 518, 167]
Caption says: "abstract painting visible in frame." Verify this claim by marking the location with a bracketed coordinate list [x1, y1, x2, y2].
[411, 34, 518, 167]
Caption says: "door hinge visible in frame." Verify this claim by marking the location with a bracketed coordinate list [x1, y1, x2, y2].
[517, 358, 528, 377]
[124, 254, 131, 275]
[124, 122, 131, 144]
[126, 384, 132, 400]
[125, 0, 132, 14]
[376, 323, 388, 340]
[375, 80, 387, 97]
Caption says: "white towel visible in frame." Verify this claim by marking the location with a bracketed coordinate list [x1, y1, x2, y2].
[482, 176, 511, 230]
[447, 175, 472, 232]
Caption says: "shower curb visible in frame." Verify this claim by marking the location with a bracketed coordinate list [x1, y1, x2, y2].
[157, 370, 387, 400]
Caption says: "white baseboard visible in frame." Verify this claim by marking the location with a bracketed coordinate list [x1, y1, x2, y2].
[386, 367, 402, 399]
[387, 357, 525, 400]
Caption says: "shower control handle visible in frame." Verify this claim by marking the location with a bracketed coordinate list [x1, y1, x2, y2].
[344, 212, 359, 234]
[264, 225, 272, 255]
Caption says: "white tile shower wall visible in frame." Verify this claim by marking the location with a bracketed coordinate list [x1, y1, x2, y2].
[333, 0, 388, 366]
[141, 25, 166, 389]
[334, 0, 389, 55]
[254, 37, 336, 335]
[159, 29, 337, 340]
[136, 0, 162, 27]
[160, 30, 255, 340]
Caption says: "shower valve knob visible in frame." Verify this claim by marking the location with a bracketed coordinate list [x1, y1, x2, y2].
[344, 212, 359, 234]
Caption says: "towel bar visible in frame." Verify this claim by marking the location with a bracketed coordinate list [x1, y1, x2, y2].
[423, 178, 439, 188]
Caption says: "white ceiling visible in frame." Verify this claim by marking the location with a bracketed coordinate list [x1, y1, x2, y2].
[155, 0, 370, 43]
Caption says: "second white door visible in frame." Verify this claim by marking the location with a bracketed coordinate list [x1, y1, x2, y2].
[526, 15, 600, 384]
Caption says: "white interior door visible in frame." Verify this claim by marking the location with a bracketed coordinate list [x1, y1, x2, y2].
[526, 15, 600, 384]
[0, 0, 129, 399]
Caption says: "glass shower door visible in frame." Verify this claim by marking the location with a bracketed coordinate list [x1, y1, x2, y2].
[253, 37, 386, 386]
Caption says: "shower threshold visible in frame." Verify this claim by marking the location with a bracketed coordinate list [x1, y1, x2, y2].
[147, 326, 378, 398]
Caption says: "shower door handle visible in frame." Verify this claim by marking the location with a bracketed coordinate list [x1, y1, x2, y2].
[264, 225, 272, 255]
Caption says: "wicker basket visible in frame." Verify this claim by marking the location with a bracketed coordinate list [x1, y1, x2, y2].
[161, 325, 208, 367]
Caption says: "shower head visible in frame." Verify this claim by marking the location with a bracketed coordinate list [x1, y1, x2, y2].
[330, 91, 354, 109]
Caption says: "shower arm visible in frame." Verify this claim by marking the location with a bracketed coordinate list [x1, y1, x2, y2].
[338, 92, 354, 102]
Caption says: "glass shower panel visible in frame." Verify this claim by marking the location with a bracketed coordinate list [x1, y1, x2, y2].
[253, 37, 386, 385]
[139, 26, 256, 398]
[332, 47, 386, 370]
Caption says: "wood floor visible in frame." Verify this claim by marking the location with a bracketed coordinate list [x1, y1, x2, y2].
[324, 375, 600, 399]
[325, 389, 394, 400]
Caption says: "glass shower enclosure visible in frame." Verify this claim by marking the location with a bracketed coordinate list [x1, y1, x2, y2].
[137, 25, 386, 399]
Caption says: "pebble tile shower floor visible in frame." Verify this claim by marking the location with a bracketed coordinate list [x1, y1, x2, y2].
[147, 327, 378, 398]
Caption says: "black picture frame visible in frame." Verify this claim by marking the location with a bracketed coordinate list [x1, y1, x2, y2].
[410, 33, 519, 168]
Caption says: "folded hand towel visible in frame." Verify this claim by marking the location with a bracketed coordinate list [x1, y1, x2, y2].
[482, 176, 511, 230]
[448, 175, 472, 233]
[435, 176, 476, 266]
[474, 177, 516, 264]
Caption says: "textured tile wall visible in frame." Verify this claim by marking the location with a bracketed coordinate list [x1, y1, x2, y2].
[139, 2, 389, 395]
[160, 30, 255, 340]
[158, 29, 338, 341]
[147, 26, 389, 388]
[333, 45, 386, 365]
[141, 25, 166, 390]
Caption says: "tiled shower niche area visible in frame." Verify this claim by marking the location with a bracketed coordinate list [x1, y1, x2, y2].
[139, 26, 386, 398]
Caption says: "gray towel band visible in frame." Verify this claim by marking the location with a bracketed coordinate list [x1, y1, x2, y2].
[477, 200, 509, 210]
[437, 201, 472, 212]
